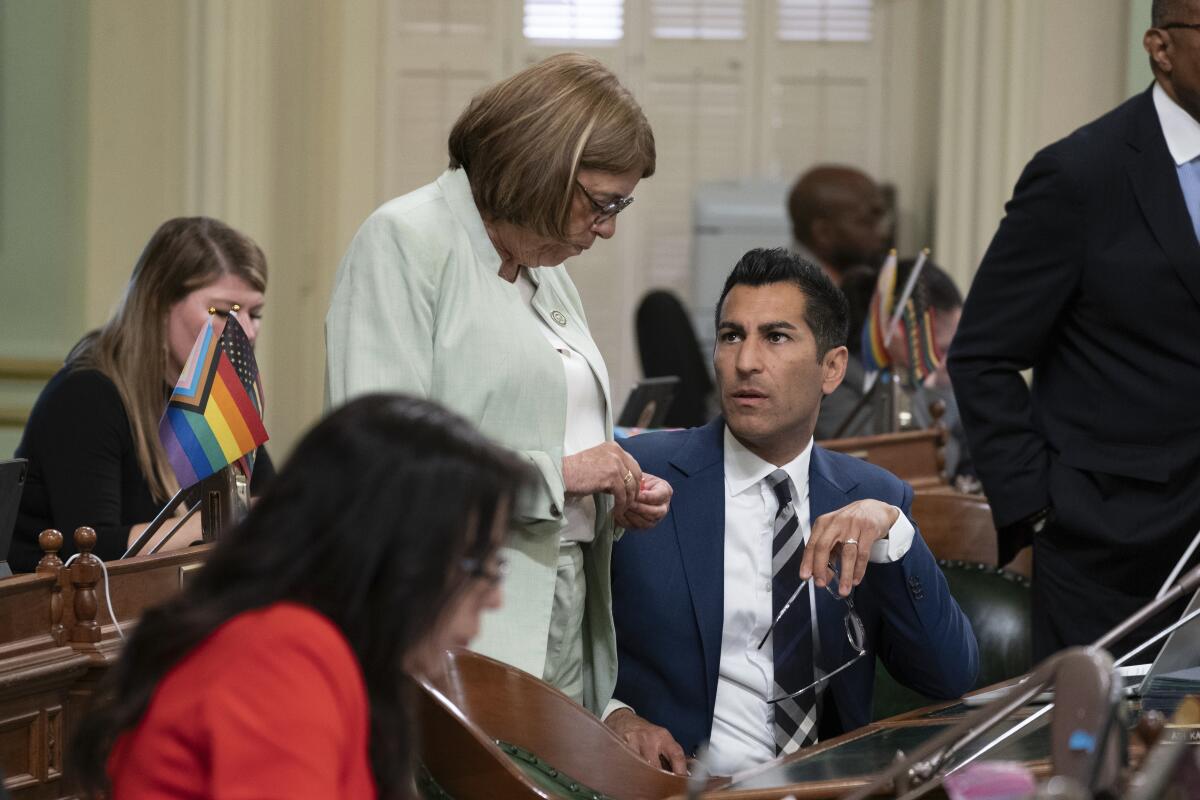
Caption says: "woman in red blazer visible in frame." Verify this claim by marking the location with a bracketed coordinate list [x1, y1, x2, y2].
[72, 394, 528, 799]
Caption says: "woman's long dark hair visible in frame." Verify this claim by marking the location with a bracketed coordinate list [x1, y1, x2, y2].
[72, 394, 530, 798]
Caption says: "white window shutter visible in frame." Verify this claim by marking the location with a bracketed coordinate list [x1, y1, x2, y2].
[381, 0, 503, 196]
[778, 0, 873, 42]
[652, 0, 746, 40]
[523, 0, 624, 41]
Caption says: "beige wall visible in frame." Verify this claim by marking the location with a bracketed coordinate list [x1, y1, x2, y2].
[1128, 0, 1154, 95]
[0, 1, 89, 456]
[2, 0, 1144, 462]
[74, 0, 387, 460]
[933, 0, 1130, 289]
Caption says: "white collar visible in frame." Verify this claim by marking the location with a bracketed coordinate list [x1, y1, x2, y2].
[1153, 82, 1200, 165]
[723, 425, 814, 499]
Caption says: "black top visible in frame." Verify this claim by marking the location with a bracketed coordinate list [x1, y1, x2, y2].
[10, 367, 274, 572]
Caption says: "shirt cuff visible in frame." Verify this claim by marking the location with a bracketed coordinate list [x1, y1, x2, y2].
[869, 506, 915, 563]
[603, 698, 634, 722]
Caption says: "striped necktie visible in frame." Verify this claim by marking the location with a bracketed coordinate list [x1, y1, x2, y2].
[766, 468, 819, 754]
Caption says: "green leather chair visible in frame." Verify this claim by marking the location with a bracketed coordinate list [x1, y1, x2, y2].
[872, 560, 1032, 720]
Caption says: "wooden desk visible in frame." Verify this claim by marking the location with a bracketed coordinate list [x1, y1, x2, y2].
[683, 699, 1055, 800]
[819, 429, 947, 490]
[0, 529, 209, 799]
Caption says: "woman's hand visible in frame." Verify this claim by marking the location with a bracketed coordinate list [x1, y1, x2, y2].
[563, 442, 642, 516]
[615, 472, 672, 529]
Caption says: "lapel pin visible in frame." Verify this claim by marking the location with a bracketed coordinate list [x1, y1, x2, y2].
[551, 310, 568, 327]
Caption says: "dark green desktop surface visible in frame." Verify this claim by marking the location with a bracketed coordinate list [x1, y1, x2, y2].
[728, 718, 1052, 790]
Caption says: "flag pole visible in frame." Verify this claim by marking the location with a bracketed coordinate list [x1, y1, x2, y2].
[147, 500, 202, 555]
[122, 489, 190, 558]
[883, 247, 930, 347]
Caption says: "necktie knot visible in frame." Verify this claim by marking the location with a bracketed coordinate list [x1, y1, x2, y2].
[766, 469, 792, 508]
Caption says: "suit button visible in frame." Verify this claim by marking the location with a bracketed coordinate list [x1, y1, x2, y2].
[550, 503, 561, 518]
[908, 576, 920, 587]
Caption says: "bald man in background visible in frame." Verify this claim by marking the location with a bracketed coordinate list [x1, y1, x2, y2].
[787, 165, 888, 287]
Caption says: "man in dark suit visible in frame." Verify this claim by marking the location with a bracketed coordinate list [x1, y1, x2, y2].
[605, 249, 978, 776]
[947, 0, 1200, 661]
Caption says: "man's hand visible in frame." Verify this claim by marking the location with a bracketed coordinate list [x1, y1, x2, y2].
[801, 499, 899, 596]
[615, 472, 672, 529]
[604, 707, 688, 774]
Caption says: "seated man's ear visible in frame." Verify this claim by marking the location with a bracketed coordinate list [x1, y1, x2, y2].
[821, 346, 849, 396]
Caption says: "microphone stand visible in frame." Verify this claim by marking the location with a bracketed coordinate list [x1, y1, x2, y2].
[122, 465, 245, 558]
[122, 487, 192, 558]
[841, 561, 1200, 800]
[937, 603, 1200, 786]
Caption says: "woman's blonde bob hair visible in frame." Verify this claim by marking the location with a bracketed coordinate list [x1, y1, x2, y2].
[68, 217, 268, 502]
[447, 53, 656, 240]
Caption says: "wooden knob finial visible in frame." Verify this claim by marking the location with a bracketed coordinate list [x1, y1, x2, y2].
[36, 529, 64, 573]
[38, 528, 63, 556]
[70, 527, 101, 645]
[37, 529, 67, 645]
[74, 526, 97, 554]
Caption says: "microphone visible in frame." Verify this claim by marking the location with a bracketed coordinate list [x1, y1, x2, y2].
[842, 560, 1200, 800]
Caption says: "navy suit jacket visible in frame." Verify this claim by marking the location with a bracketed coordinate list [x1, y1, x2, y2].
[612, 419, 979, 756]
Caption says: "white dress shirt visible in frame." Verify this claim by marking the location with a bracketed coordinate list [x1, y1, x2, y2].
[1153, 82, 1200, 245]
[517, 270, 606, 543]
[706, 428, 914, 776]
[1153, 82, 1200, 166]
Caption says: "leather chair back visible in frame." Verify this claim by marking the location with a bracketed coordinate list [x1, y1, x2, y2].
[872, 561, 1032, 720]
[911, 492, 997, 565]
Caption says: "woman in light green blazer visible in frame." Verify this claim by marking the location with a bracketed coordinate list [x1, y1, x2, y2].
[325, 54, 671, 718]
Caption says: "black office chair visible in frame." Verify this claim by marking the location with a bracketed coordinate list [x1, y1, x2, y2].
[872, 561, 1032, 720]
[635, 290, 713, 428]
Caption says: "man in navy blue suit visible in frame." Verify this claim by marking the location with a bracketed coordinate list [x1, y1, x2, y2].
[605, 248, 978, 776]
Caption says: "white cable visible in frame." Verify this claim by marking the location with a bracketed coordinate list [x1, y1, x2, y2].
[64, 553, 126, 641]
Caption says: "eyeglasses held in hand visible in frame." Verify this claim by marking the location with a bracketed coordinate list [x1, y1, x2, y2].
[761, 559, 868, 705]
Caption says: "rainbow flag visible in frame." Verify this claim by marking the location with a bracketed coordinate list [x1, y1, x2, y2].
[158, 313, 267, 489]
[860, 252, 943, 384]
[861, 251, 898, 373]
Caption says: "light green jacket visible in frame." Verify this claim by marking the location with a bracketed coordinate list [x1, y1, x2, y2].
[324, 168, 618, 713]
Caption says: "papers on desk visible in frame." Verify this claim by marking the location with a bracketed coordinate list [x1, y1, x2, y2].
[1140, 666, 1200, 717]
[962, 664, 1155, 708]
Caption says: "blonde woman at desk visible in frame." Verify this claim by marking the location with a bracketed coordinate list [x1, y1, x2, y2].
[10, 217, 273, 572]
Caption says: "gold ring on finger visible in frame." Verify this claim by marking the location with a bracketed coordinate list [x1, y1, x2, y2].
[844, 538, 859, 547]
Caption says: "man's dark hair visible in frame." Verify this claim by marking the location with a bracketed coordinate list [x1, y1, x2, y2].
[1153, 0, 1186, 27]
[715, 247, 849, 358]
[896, 258, 962, 313]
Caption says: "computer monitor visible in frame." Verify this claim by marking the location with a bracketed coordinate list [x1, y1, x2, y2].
[616, 376, 679, 429]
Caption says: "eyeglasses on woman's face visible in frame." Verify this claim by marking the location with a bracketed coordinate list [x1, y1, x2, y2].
[575, 179, 635, 224]
[459, 554, 509, 587]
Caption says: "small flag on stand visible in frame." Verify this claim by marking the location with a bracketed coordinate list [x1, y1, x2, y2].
[158, 310, 268, 489]
[860, 249, 943, 384]
[861, 250, 898, 374]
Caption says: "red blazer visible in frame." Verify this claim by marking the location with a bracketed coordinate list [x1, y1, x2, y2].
[108, 602, 375, 799]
